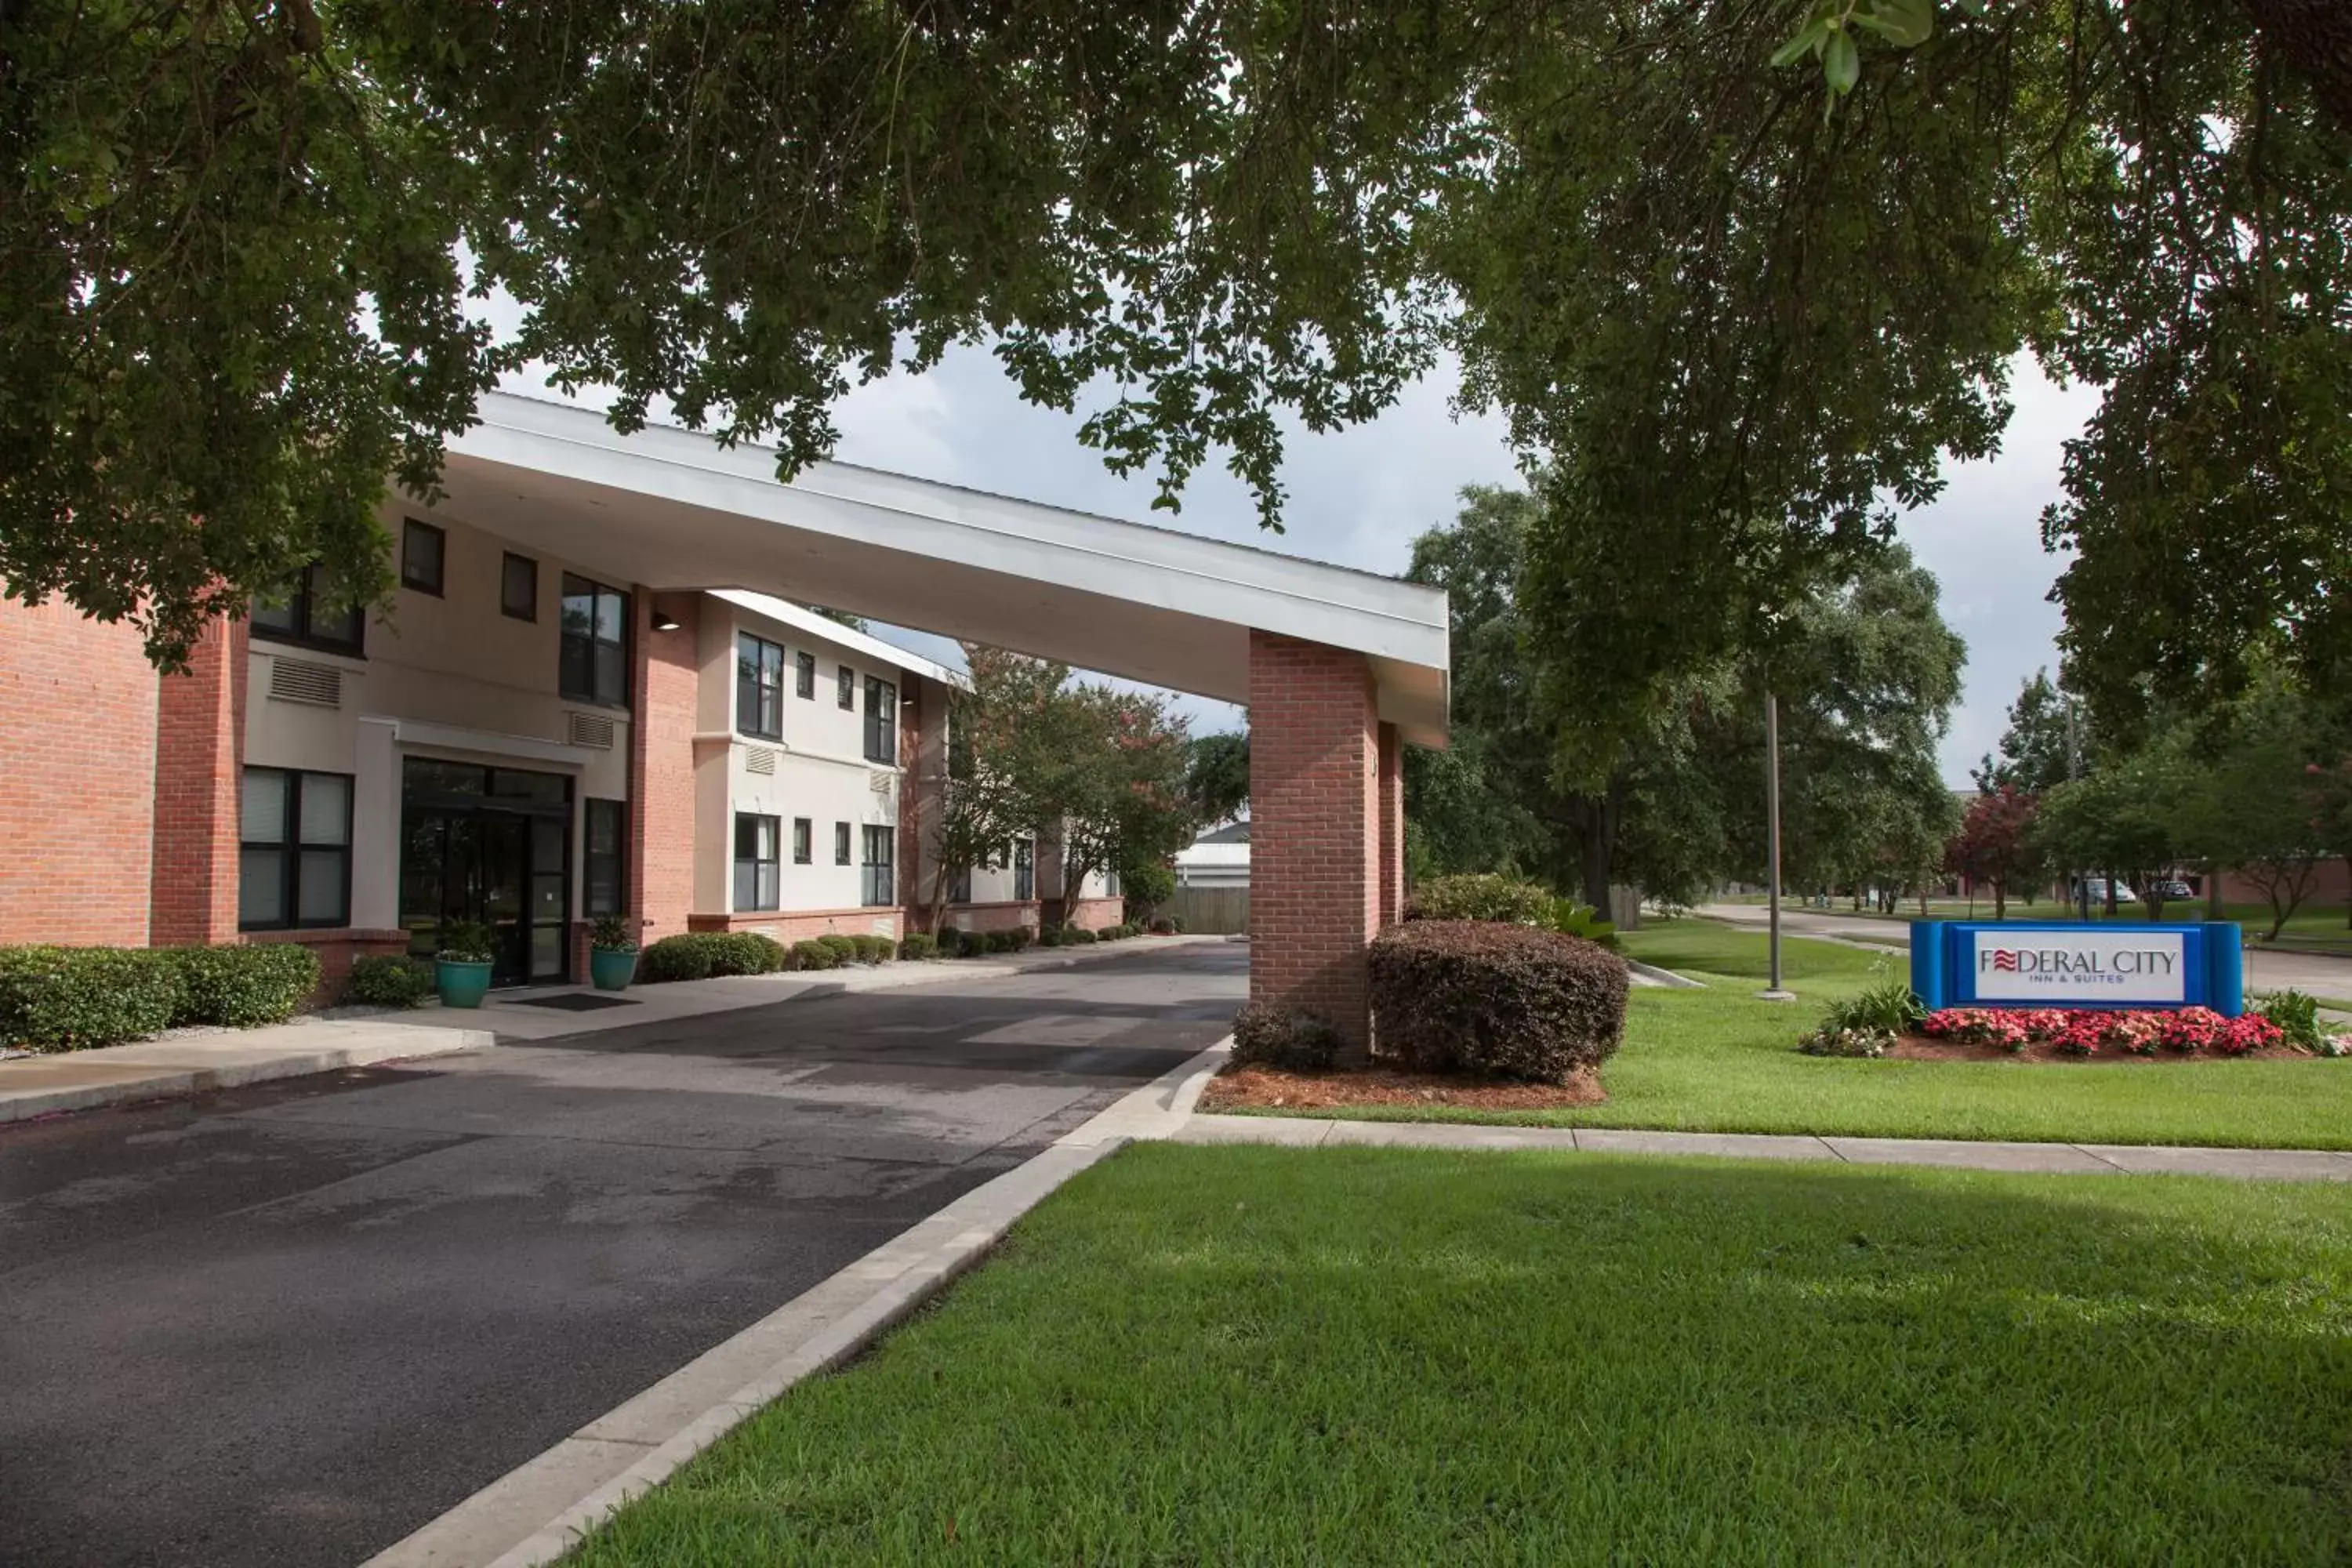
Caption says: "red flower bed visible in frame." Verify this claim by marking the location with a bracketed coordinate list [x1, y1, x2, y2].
[1919, 1007, 2282, 1058]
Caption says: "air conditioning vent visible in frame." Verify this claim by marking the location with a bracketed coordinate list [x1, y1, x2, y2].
[567, 711, 616, 750]
[745, 746, 777, 775]
[869, 770, 896, 795]
[268, 659, 342, 708]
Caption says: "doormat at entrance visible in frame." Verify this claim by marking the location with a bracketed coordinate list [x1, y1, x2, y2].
[502, 993, 641, 1012]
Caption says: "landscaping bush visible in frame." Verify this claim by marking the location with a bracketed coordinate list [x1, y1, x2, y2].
[849, 935, 893, 964]
[1919, 1006, 2288, 1057]
[705, 932, 786, 976]
[1147, 916, 1178, 935]
[1368, 920, 1629, 1083]
[1544, 898, 1621, 951]
[1036, 924, 1066, 948]
[343, 953, 434, 1010]
[794, 938, 840, 971]
[0, 945, 183, 1051]
[1062, 924, 1098, 945]
[637, 934, 716, 983]
[898, 932, 938, 962]
[2260, 989, 2328, 1051]
[1229, 1002, 1343, 1071]
[982, 929, 1015, 953]
[815, 935, 859, 965]
[1001, 926, 1032, 952]
[165, 942, 321, 1027]
[1406, 873, 1550, 926]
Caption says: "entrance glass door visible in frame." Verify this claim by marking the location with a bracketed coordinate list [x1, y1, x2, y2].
[400, 760, 573, 985]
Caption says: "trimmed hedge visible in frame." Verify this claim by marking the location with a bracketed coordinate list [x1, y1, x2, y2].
[793, 938, 840, 971]
[344, 954, 434, 1009]
[168, 942, 321, 1027]
[1229, 1002, 1342, 1071]
[851, 935, 895, 964]
[1405, 873, 1551, 925]
[637, 932, 789, 984]
[1368, 920, 1628, 1083]
[0, 941, 321, 1051]
[898, 932, 938, 961]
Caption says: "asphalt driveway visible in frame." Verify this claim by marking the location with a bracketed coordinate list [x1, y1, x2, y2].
[0, 942, 1243, 1568]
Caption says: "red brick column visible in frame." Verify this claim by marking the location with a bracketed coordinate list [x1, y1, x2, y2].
[1377, 720, 1404, 927]
[152, 618, 249, 946]
[897, 674, 924, 915]
[1247, 630, 1380, 1059]
[630, 591, 699, 944]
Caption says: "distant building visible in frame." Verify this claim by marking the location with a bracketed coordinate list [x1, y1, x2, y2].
[1174, 819, 1250, 889]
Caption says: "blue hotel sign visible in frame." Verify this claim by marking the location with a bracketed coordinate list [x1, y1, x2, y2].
[1911, 921, 2245, 1017]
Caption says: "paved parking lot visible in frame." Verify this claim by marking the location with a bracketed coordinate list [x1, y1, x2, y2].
[0, 943, 1243, 1568]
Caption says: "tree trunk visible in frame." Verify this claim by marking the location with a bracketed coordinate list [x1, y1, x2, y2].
[1562, 784, 1624, 913]
[1993, 879, 2007, 920]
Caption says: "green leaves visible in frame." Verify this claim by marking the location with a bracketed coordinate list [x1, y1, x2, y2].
[1772, 0, 1936, 106]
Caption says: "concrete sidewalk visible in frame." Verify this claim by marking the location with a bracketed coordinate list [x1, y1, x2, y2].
[0, 935, 1230, 1123]
[1172, 1113, 2352, 1181]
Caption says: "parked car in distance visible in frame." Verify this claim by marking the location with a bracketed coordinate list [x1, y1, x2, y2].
[2076, 877, 2137, 906]
[2152, 878, 2195, 902]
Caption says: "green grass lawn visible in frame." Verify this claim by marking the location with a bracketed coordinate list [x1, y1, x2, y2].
[564, 1144, 2352, 1566]
[1239, 920, 2352, 1147]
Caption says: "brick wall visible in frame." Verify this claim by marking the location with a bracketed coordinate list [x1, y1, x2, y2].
[689, 908, 905, 943]
[630, 591, 700, 944]
[151, 618, 249, 945]
[0, 597, 164, 946]
[249, 927, 410, 1004]
[1247, 630, 1380, 1057]
[944, 901, 1040, 935]
[1065, 896, 1124, 931]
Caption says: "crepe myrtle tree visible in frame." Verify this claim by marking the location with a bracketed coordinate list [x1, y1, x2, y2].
[1044, 687, 1196, 913]
[1946, 786, 2044, 920]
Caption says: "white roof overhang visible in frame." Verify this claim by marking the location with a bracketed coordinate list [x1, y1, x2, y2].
[434, 393, 1451, 747]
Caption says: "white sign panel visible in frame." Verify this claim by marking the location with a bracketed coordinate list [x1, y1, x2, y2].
[1970, 930, 2187, 1004]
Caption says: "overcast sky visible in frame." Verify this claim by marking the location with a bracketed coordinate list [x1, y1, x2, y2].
[815, 346, 2100, 789]
[491, 316, 2098, 788]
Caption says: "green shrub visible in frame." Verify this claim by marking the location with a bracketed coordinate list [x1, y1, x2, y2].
[955, 928, 992, 958]
[982, 929, 1015, 953]
[1408, 873, 1550, 925]
[1544, 898, 1620, 951]
[794, 938, 840, 971]
[0, 945, 183, 1051]
[815, 935, 858, 964]
[1097, 924, 1127, 942]
[1147, 916, 1178, 935]
[343, 954, 434, 1009]
[588, 913, 639, 951]
[1036, 924, 1067, 948]
[436, 920, 496, 964]
[1229, 1003, 1342, 1072]
[851, 935, 895, 964]
[898, 932, 938, 962]
[166, 942, 321, 1027]
[2259, 989, 2327, 1051]
[1368, 920, 1629, 1083]
[1819, 982, 1925, 1037]
[706, 932, 786, 976]
[1065, 924, 1098, 945]
[1002, 926, 1033, 952]
[637, 934, 715, 983]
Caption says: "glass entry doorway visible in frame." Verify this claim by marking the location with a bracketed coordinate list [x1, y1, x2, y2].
[400, 759, 572, 985]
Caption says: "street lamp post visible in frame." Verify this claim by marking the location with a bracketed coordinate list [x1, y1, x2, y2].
[1761, 691, 1795, 1001]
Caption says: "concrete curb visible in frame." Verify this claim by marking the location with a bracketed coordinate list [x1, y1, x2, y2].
[0, 1022, 495, 1127]
[363, 1036, 1236, 1568]
[1166, 1112, 2352, 1181]
[1624, 959, 1706, 990]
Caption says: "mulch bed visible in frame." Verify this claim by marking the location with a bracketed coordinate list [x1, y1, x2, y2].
[1200, 1064, 1606, 1112]
[1887, 1035, 2314, 1065]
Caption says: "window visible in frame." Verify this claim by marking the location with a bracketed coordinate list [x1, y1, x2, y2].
[733, 813, 781, 911]
[863, 677, 898, 764]
[1104, 867, 1122, 898]
[949, 864, 972, 904]
[249, 564, 363, 655]
[837, 664, 855, 710]
[239, 768, 352, 930]
[834, 821, 852, 866]
[584, 799, 626, 916]
[861, 826, 895, 907]
[1014, 838, 1034, 902]
[792, 817, 813, 865]
[736, 633, 785, 740]
[502, 553, 539, 621]
[795, 650, 816, 699]
[400, 519, 445, 595]
[560, 574, 630, 707]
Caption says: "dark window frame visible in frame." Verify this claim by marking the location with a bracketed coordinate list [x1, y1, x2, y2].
[795, 650, 816, 699]
[400, 518, 446, 596]
[559, 573, 632, 710]
[502, 553, 539, 621]
[863, 676, 898, 764]
[792, 817, 813, 865]
[733, 811, 782, 912]
[249, 564, 365, 656]
[583, 798, 626, 917]
[949, 864, 973, 905]
[833, 821, 852, 866]
[239, 767, 354, 931]
[861, 825, 895, 908]
[1014, 838, 1034, 902]
[736, 631, 786, 741]
[837, 664, 855, 710]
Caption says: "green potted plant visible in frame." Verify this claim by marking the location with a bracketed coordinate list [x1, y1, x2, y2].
[434, 920, 497, 1008]
[587, 913, 641, 991]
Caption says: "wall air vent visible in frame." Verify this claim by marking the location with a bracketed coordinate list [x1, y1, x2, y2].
[746, 747, 778, 775]
[869, 770, 896, 796]
[567, 711, 617, 750]
[267, 659, 342, 708]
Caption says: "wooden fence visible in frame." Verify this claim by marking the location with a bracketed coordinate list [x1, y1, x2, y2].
[1167, 885, 1250, 935]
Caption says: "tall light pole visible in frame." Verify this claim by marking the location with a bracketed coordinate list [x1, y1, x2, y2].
[1761, 691, 1795, 1001]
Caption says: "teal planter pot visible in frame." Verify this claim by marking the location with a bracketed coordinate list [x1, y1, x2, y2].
[435, 958, 495, 1009]
[589, 946, 638, 992]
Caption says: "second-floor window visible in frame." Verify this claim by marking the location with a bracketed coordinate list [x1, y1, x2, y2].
[250, 564, 363, 655]
[400, 519, 445, 595]
[837, 664, 855, 710]
[560, 574, 630, 707]
[863, 677, 897, 764]
[796, 650, 816, 699]
[737, 633, 784, 739]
